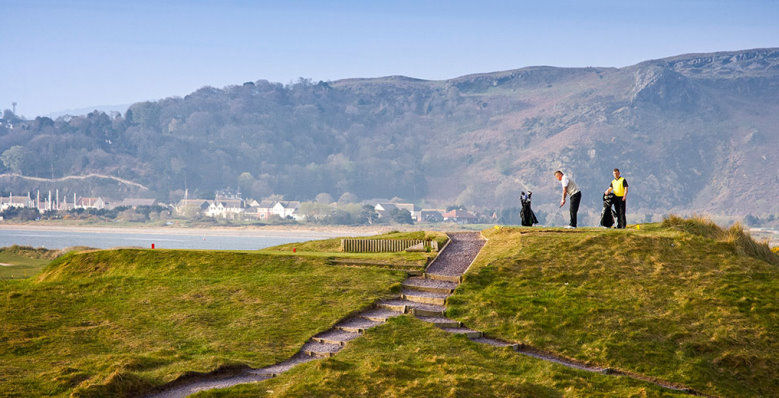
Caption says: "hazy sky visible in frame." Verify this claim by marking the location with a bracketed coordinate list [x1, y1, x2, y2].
[2, 0, 777, 117]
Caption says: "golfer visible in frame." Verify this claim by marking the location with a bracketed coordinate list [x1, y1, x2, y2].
[605, 168, 628, 228]
[554, 170, 581, 228]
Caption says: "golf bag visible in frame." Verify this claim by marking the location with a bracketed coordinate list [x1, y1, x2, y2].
[520, 191, 539, 226]
[600, 193, 618, 228]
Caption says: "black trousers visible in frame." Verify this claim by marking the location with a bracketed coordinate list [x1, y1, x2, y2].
[613, 196, 626, 228]
[569, 191, 581, 227]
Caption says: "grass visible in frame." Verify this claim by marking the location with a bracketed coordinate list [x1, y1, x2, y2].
[662, 215, 777, 265]
[0, 248, 406, 397]
[261, 231, 450, 271]
[194, 316, 685, 397]
[0, 245, 74, 280]
[266, 230, 449, 252]
[446, 219, 778, 397]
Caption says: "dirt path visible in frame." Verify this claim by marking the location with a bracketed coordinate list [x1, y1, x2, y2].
[145, 232, 707, 397]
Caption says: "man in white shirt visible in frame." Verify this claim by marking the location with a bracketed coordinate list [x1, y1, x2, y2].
[554, 170, 581, 228]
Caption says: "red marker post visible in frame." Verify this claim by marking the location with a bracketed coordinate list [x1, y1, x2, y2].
[292, 247, 296, 253]
[151, 243, 155, 249]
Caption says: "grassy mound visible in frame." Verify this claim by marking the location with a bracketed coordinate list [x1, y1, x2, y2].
[194, 316, 681, 397]
[0, 249, 405, 397]
[447, 220, 777, 397]
[0, 245, 88, 280]
[662, 215, 777, 265]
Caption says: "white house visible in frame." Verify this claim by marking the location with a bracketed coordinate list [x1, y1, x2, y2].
[375, 202, 421, 221]
[273, 201, 303, 220]
[205, 199, 244, 219]
[0, 194, 34, 211]
[246, 200, 276, 220]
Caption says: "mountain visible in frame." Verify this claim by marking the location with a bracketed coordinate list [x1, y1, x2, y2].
[0, 48, 776, 220]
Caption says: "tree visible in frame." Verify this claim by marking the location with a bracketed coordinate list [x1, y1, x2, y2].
[390, 208, 413, 224]
[237, 172, 254, 194]
[1, 146, 26, 174]
[315, 192, 334, 204]
[359, 204, 379, 225]
[338, 192, 358, 204]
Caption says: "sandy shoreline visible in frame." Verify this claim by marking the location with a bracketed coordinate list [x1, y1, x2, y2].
[0, 223, 404, 238]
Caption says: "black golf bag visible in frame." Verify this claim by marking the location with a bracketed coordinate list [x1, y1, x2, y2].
[520, 191, 539, 226]
[600, 193, 618, 228]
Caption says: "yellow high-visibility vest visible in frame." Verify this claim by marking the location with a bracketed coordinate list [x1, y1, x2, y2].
[611, 177, 626, 197]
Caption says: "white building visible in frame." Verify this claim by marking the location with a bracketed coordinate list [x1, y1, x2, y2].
[205, 198, 245, 219]
[0, 194, 34, 211]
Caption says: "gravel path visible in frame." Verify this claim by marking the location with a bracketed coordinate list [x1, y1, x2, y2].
[425, 232, 485, 277]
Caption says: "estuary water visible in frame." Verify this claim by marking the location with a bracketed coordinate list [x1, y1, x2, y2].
[0, 227, 347, 251]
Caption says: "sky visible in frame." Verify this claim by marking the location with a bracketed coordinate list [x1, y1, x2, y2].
[1, 0, 777, 117]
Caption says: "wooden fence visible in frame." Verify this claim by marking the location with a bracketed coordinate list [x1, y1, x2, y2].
[341, 239, 435, 253]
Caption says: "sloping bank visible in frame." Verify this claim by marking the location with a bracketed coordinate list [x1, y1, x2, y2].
[0, 249, 405, 397]
[446, 218, 778, 397]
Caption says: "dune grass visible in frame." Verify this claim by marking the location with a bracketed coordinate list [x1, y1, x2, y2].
[446, 219, 778, 397]
[662, 215, 777, 265]
[194, 316, 684, 397]
[0, 249, 405, 397]
[0, 245, 66, 280]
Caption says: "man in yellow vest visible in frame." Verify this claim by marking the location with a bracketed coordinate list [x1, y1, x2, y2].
[605, 168, 628, 228]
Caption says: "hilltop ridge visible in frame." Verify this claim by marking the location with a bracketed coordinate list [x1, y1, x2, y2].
[1, 48, 776, 219]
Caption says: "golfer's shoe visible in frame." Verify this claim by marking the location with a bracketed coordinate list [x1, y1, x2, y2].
[564, 225, 575, 229]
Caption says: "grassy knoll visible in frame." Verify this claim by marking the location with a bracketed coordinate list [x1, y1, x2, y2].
[0, 249, 405, 397]
[0, 245, 65, 280]
[446, 218, 778, 397]
[195, 316, 683, 397]
[262, 231, 449, 271]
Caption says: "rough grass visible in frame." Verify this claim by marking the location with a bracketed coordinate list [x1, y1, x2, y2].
[0, 249, 405, 397]
[446, 222, 778, 397]
[0, 245, 86, 280]
[662, 215, 778, 265]
[194, 316, 684, 397]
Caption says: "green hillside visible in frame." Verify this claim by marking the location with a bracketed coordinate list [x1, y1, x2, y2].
[446, 218, 777, 397]
[196, 316, 682, 398]
[2, 48, 777, 216]
[1, 220, 776, 397]
[0, 249, 405, 397]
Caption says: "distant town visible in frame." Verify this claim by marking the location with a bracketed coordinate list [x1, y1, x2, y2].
[0, 189, 489, 225]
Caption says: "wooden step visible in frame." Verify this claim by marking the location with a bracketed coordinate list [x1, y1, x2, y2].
[301, 341, 342, 357]
[425, 273, 461, 283]
[312, 329, 361, 346]
[415, 315, 460, 328]
[440, 327, 482, 339]
[402, 277, 457, 294]
[359, 308, 403, 322]
[402, 289, 448, 306]
[335, 317, 382, 333]
[377, 299, 446, 316]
